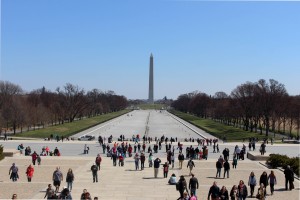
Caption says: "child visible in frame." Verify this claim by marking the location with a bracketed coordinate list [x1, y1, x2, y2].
[163, 162, 169, 178]
[232, 156, 238, 169]
[37, 155, 41, 165]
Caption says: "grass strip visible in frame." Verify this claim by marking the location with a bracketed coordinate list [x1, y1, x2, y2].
[17, 110, 130, 138]
[170, 110, 269, 141]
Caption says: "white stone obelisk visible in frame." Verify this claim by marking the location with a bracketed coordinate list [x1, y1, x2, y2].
[148, 53, 154, 104]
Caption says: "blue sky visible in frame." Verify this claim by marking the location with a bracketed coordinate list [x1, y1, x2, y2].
[1, 0, 300, 99]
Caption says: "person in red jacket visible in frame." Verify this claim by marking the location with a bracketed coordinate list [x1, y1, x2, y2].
[128, 145, 133, 157]
[31, 151, 38, 165]
[26, 164, 34, 182]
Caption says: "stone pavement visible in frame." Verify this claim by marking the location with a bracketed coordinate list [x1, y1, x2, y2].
[0, 146, 299, 200]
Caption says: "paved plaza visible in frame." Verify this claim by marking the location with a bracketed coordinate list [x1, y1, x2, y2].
[0, 110, 299, 199]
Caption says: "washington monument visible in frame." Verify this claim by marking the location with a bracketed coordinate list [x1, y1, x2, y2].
[148, 53, 154, 103]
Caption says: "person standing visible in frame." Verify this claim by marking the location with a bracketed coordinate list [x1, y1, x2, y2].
[91, 163, 98, 183]
[37, 155, 41, 165]
[260, 143, 266, 155]
[140, 153, 145, 170]
[95, 154, 102, 170]
[178, 152, 185, 169]
[148, 153, 153, 167]
[53, 167, 63, 193]
[216, 160, 222, 178]
[9, 163, 19, 182]
[154, 157, 161, 178]
[187, 158, 195, 176]
[189, 174, 199, 196]
[26, 164, 34, 182]
[223, 160, 230, 178]
[171, 153, 175, 169]
[208, 181, 220, 200]
[248, 171, 257, 197]
[66, 168, 74, 192]
[284, 165, 294, 190]
[232, 156, 237, 169]
[268, 170, 277, 195]
[177, 175, 187, 199]
[134, 153, 140, 170]
[163, 162, 169, 178]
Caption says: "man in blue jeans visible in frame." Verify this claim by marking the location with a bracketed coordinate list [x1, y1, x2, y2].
[189, 173, 199, 196]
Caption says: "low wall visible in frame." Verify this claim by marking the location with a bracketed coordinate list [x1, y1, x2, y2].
[247, 152, 270, 161]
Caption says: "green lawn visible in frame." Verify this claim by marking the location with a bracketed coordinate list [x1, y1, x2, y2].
[171, 110, 270, 141]
[17, 110, 130, 138]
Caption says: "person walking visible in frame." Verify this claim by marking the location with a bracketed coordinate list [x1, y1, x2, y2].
[284, 165, 294, 190]
[268, 170, 277, 195]
[208, 181, 220, 200]
[229, 185, 238, 200]
[9, 163, 19, 182]
[237, 180, 248, 200]
[91, 163, 98, 183]
[177, 175, 187, 199]
[95, 154, 102, 170]
[53, 167, 63, 193]
[178, 152, 184, 169]
[26, 164, 34, 182]
[154, 157, 161, 178]
[248, 171, 257, 197]
[66, 168, 74, 192]
[259, 171, 268, 195]
[219, 186, 229, 200]
[223, 160, 230, 178]
[187, 158, 195, 176]
[188, 174, 199, 196]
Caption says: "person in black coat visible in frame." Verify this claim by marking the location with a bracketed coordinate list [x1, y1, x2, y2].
[219, 186, 229, 200]
[284, 165, 294, 190]
[259, 171, 268, 195]
[177, 175, 187, 199]
[223, 160, 230, 178]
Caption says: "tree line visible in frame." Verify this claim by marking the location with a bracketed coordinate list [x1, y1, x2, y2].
[172, 79, 300, 138]
[0, 81, 128, 134]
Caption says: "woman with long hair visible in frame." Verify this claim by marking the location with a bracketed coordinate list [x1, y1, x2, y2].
[268, 170, 277, 195]
[66, 168, 74, 192]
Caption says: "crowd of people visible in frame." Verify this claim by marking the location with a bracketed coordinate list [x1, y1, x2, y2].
[5, 134, 297, 200]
